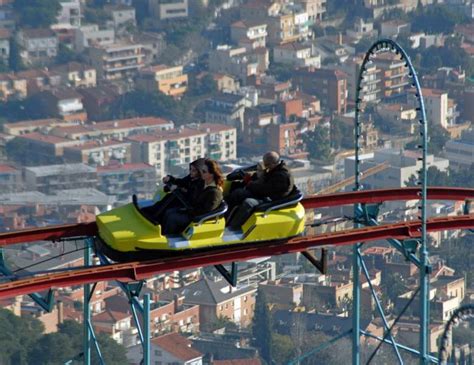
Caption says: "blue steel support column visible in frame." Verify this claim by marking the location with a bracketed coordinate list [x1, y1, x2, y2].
[84, 239, 92, 365]
[352, 51, 364, 365]
[144, 293, 151, 365]
[354, 39, 430, 364]
[415, 58, 430, 365]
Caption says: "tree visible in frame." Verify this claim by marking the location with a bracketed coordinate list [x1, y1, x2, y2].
[302, 126, 332, 162]
[272, 333, 296, 365]
[330, 117, 353, 150]
[0, 308, 44, 365]
[56, 43, 79, 64]
[9, 37, 25, 72]
[13, 0, 62, 28]
[251, 289, 273, 364]
[28, 333, 76, 365]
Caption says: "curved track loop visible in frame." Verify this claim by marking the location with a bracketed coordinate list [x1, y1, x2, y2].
[0, 213, 473, 300]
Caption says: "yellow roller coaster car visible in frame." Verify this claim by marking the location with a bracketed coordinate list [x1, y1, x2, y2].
[96, 168, 305, 262]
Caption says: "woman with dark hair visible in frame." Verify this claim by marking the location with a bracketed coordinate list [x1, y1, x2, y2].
[162, 159, 224, 235]
[143, 158, 205, 222]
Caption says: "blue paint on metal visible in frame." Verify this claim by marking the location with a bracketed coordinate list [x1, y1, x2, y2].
[287, 329, 352, 365]
[144, 294, 151, 365]
[359, 252, 403, 363]
[354, 39, 430, 364]
[0, 251, 55, 312]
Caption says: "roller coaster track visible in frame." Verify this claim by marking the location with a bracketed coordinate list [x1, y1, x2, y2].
[0, 187, 473, 300]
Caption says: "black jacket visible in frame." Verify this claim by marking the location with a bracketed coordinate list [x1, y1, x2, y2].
[168, 175, 204, 205]
[246, 161, 294, 200]
[188, 185, 223, 217]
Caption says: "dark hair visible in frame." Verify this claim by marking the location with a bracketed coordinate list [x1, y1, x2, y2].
[204, 159, 224, 188]
[190, 158, 206, 178]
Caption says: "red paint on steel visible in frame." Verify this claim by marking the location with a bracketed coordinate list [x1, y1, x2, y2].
[0, 222, 98, 246]
[301, 187, 474, 209]
[0, 214, 472, 300]
[0, 187, 473, 247]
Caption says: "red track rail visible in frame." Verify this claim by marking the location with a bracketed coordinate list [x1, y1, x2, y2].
[0, 214, 472, 299]
[0, 187, 473, 247]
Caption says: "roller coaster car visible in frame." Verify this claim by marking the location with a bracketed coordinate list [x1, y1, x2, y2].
[96, 167, 306, 262]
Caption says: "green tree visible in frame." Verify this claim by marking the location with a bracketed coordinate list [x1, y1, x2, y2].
[252, 289, 272, 364]
[56, 43, 78, 64]
[9, 37, 25, 72]
[302, 126, 332, 162]
[14, 0, 62, 28]
[28, 333, 76, 365]
[0, 308, 44, 365]
[272, 333, 296, 365]
[330, 117, 353, 150]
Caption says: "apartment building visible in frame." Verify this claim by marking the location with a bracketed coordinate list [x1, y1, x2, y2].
[204, 93, 249, 132]
[191, 123, 237, 161]
[97, 162, 156, 202]
[344, 149, 449, 212]
[0, 28, 10, 62]
[127, 333, 203, 365]
[74, 25, 115, 52]
[128, 123, 236, 177]
[420, 88, 450, 129]
[149, 0, 188, 20]
[136, 65, 188, 97]
[128, 127, 206, 177]
[293, 67, 348, 115]
[273, 42, 320, 68]
[54, 0, 81, 28]
[63, 139, 132, 166]
[0, 165, 22, 193]
[50, 62, 97, 89]
[445, 129, 474, 169]
[104, 4, 136, 34]
[341, 56, 382, 103]
[3, 118, 70, 136]
[160, 277, 257, 331]
[87, 41, 145, 80]
[24, 163, 97, 194]
[375, 53, 410, 98]
[266, 13, 298, 46]
[209, 45, 260, 81]
[297, 0, 326, 22]
[0, 73, 28, 101]
[11, 132, 81, 165]
[16, 29, 58, 66]
[230, 20, 267, 50]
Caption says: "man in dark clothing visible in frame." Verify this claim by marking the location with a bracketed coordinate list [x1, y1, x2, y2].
[226, 151, 294, 229]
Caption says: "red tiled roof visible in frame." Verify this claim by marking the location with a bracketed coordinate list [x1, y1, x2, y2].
[195, 123, 234, 133]
[127, 127, 206, 143]
[0, 29, 11, 39]
[92, 117, 172, 130]
[0, 165, 17, 173]
[94, 309, 130, 323]
[97, 162, 154, 172]
[214, 359, 262, 365]
[18, 132, 71, 144]
[151, 333, 202, 361]
[65, 139, 128, 150]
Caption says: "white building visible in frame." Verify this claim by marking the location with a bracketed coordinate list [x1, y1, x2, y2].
[54, 0, 81, 29]
[149, 0, 188, 20]
[128, 124, 236, 177]
[87, 41, 145, 80]
[344, 149, 449, 213]
[421, 88, 450, 129]
[444, 129, 474, 169]
[273, 42, 321, 68]
[74, 25, 115, 52]
[127, 333, 203, 365]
